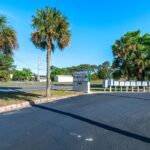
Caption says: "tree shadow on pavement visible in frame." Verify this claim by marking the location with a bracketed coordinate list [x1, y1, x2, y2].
[0, 90, 44, 104]
[31, 102, 150, 144]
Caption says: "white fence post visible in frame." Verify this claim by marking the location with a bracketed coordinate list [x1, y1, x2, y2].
[126, 86, 128, 92]
[115, 86, 117, 92]
[137, 87, 139, 92]
[109, 86, 112, 92]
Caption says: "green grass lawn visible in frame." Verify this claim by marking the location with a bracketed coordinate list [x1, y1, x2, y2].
[91, 80, 103, 84]
[0, 89, 81, 107]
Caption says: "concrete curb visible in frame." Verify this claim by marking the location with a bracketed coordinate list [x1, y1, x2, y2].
[0, 93, 85, 114]
[1, 91, 147, 114]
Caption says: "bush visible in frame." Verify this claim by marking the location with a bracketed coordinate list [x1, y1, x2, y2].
[90, 73, 98, 80]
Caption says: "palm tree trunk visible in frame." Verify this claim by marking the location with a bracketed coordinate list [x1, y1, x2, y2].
[46, 45, 51, 97]
[137, 68, 143, 80]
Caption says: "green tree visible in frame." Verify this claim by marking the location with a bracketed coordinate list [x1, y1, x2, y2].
[65, 64, 98, 75]
[98, 61, 111, 79]
[13, 68, 33, 81]
[31, 7, 71, 97]
[0, 15, 18, 55]
[50, 67, 70, 81]
[0, 52, 16, 81]
[112, 30, 150, 80]
[0, 15, 18, 81]
[50, 65, 99, 81]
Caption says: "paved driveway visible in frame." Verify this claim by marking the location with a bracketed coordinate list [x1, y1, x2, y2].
[0, 93, 150, 150]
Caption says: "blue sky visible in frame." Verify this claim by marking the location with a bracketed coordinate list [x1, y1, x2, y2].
[1, 0, 150, 75]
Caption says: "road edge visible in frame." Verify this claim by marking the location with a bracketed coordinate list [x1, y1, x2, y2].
[0, 93, 86, 114]
[0, 91, 110, 114]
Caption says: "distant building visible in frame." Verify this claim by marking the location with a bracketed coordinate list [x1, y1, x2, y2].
[39, 76, 47, 82]
[55, 75, 73, 83]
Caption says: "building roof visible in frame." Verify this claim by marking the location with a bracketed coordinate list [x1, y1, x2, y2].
[56, 75, 73, 78]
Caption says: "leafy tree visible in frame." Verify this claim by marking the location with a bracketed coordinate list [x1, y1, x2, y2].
[31, 7, 71, 97]
[98, 61, 111, 79]
[112, 30, 150, 80]
[0, 53, 15, 81]
[90, 65, 99, 74]
[50, 64, 100, 81]
[50, 67, 70, 81]
[90, 73, 98, 80]
[13, 68, 33, 81]
[0, 15, 18, 81]
[65, 64, 98, 74]
[0, 53, 15, 70]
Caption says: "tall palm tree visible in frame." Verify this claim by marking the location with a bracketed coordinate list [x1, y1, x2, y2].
[112, 31, 142, 80]
[31, 7, 71, 97]
[112, 30, 150, 80]
[131, 34, 150, 80]
[0, 15, 18, 55]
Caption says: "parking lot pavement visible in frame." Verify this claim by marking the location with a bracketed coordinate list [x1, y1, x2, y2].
[1, 93, 150, 150]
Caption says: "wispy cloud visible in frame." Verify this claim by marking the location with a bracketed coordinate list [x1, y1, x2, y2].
[0, 9, 19, 21]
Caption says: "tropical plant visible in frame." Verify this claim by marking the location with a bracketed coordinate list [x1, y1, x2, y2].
[112, 30, 150, 80]
[0, 15, 18, 81]
[31, 7, 71, 97]
[0, 15, 18, 55]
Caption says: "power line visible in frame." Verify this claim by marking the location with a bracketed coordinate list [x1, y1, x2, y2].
[14, 56, 46, 71]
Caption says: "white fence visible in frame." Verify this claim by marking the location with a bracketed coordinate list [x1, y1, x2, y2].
[104, 79, 150, 92]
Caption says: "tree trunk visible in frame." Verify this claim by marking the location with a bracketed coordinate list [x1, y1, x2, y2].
[46, 45, 51, 97]
[137, 68, 143, 80]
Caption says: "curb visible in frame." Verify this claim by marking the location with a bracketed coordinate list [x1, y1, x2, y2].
[1, 91, 147, 114]
[0, 93, 85, 114]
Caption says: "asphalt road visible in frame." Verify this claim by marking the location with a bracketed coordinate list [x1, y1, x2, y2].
[0, 85, 72, 92]
[1, 93, 150, 150]
[0, 84, 102, 92]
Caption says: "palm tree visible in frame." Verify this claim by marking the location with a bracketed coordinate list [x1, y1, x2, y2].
[0, 15, 18, 55]
[112, 30, 150, 80]
[31, 7, 71, 97]
[131, 34, 150, 80]
[112, 31, 142, 80]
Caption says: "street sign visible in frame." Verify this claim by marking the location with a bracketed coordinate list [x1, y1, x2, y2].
[73, 71, 89, 82]
[73, 71, 90, 93]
